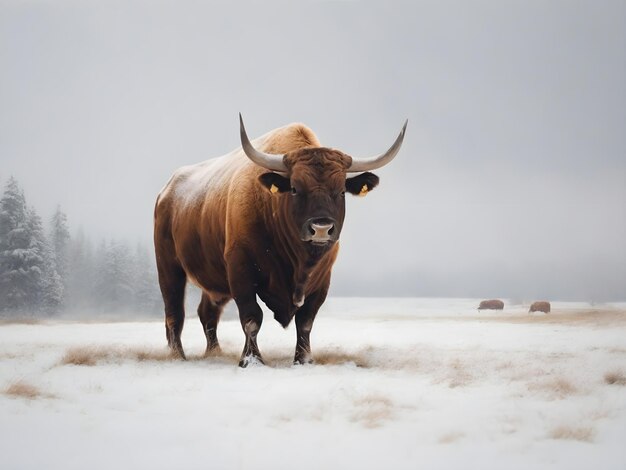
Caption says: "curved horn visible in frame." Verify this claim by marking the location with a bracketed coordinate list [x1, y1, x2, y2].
[348, 120, 408, 173]
[239, 113, 287, 172]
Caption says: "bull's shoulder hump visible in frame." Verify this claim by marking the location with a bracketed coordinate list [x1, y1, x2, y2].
[156, 121, 320, 206]
[158, 157, 228, 206]
[257, 123, 321, 154]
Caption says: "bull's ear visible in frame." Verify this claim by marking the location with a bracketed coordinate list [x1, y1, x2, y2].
[259, 172, 291, 194]
[345, 172, 379, 196]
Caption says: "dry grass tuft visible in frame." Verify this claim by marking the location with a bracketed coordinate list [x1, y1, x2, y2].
[4, 380, 52, 400]
[550, 378, 578, 396]
[528, 377, 579, 399]
[132, 349, 176, 362]
[61, 347, 100, 366]
[313, 347, 424, 371]
[60, 346, 200, 366]
[351, 394, 394, 428]
[604, 370, 626, 386]
[53, 344, 422, 371]
[314, 350, 371, 368]
[550, 425, 594, 442]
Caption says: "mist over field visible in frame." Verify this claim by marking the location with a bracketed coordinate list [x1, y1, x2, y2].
[1, 0, 624, 304]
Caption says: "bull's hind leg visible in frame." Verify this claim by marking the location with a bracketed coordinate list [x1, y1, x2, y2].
[198, 293, 229, 355]
[157, 261, 187, 360]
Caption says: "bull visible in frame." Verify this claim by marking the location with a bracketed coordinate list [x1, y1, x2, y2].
[477, 299, 504, 311]
[529, 301, 551, 313]
[154, 115, 407, 367]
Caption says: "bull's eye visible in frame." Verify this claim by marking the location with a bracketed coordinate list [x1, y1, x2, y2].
[341, 190, 346, 197]
[291, 187, 297, 195]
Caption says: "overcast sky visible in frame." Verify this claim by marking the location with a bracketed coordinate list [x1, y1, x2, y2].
[1, 0, 624, 301]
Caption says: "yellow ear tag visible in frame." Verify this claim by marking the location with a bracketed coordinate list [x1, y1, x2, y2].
[359, 184, 369, 196]
[270, 184, 279, 194]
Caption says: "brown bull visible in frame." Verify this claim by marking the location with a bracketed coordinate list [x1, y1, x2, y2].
[529, 301, 551, 313]
[154, 115, 407, 367]
[478, 299, 504, 310]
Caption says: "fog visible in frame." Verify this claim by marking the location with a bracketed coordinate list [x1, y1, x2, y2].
[1, 0, 624, 301]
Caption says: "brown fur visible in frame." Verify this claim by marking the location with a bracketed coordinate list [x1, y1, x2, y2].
[529, 301, 551, 313]
[478, 299, 504, 310]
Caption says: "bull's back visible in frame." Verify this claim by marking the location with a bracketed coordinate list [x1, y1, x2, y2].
[155, 152, 252, 293]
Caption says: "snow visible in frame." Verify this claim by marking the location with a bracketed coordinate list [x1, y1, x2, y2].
[1, 298, 625, 470]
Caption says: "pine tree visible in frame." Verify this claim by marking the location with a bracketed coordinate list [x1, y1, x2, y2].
[50, 206, 70, 301]
[0, 178, 63, 315]
[26, 207, 63, 314]
[108, 240, 134, 310]
[0, 177, 30, 312]
[93, 239, 134, 312]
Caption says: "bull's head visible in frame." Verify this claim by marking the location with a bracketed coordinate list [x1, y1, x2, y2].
[239, 114, 407, 249]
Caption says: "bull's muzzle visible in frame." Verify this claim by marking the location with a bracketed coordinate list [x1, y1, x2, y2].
[302, 217, 337, 245]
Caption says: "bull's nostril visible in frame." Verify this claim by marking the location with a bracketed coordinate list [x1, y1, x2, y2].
[306, 219, 336, 241]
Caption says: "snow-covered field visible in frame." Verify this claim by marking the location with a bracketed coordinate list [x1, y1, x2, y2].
[1, 298, 625, 470]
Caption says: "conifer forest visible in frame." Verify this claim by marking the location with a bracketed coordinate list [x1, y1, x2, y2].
[0, 177, 162, 317]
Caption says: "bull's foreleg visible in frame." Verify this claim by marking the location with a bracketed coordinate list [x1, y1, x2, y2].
[294, 315, 313, 365]
[227, 250, 266, 368]
[294, 287, 328, 365]
[236, 297, 265, 367]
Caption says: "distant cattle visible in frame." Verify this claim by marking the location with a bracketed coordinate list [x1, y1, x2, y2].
[478, 299, 504, 311]
[529, 301, 551, 313]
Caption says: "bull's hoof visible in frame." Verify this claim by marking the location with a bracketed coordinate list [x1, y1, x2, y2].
[293, 354, 314, 365]
[168, 345, 187, 361]
[204, 345, 222, 358]
[239, 355, 265, 368]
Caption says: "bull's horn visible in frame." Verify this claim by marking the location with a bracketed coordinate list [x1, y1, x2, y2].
[239, 113, 287, 172]
[348, 120, 408, 173]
